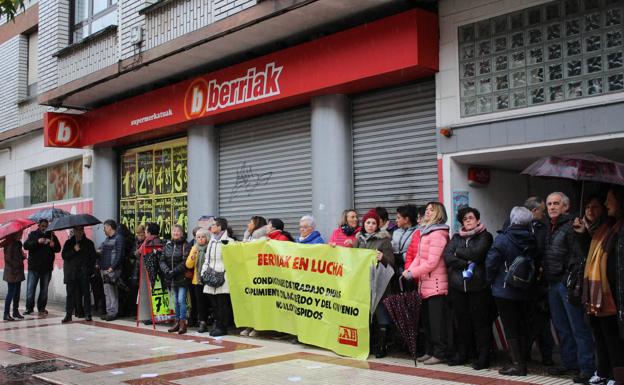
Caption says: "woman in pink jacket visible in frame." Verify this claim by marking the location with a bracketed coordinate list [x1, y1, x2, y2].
[402, 201, 450, 365]
[328, 209, 360, 248]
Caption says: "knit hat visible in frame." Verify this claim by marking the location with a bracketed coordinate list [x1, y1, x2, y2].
[362, 209, 380, 227]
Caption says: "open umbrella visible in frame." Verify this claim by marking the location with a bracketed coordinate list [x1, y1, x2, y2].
[522, 153, 624, 214]
[28, 207, 72, 223]
[47, 214, 101, 231]
[0, 218, 35, 241]
[370, 262, 395, 322]
[382, 278, 422, 366]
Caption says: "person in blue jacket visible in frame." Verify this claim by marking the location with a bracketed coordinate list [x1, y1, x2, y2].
[297, 215, 325, 244]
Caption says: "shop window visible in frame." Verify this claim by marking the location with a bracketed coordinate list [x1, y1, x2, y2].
[71, 0, 117, 43]
[30, 159, 83, 205]
[27, 31, 38, 97]
[0, 177, 5, 209]
[119, 138, 188, 239]
[458, 0, 624, 117]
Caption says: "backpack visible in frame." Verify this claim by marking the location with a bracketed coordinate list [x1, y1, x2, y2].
[503, 236, 535, 290]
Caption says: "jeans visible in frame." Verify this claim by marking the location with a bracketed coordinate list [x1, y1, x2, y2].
[4, 282, 21, 316]
[101, 271, 119, 317]
[66, 278, 92, 317]
[26, 270, 51, 312]
[548, 281, 596, 374]
[173, 285, 188, 321]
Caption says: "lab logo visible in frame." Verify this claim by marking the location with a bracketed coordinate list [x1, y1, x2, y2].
[48, 117, 79, 147]
[337, 326, 358, 347]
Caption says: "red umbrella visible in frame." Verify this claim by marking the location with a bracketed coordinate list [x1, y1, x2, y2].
[522, 154, 624, 186]
[382, 278, 422, 366]
[0, 218, 35, 241]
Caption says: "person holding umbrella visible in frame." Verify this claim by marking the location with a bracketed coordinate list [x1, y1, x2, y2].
[3, 231, 26, 321]
[23, 219, 60, 316]
[61, 226, 96, 323]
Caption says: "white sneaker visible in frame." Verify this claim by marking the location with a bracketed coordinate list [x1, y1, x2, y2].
[248, 329, 258, 337]
[240, 328, 251, 336]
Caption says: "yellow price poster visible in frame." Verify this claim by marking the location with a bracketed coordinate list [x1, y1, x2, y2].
[121, 154, 137, 198]
[154, 197, 173, 239]
[172, 196, 188, 234]
[120, 200, 136, 233]
[172, 146, 188, 194]
[136, 199, 153, 226]
[137, 151, 154, 196]
[150, 276, 175, 322]
[223, 240, 376, 359]
[154, 148, 173, 195]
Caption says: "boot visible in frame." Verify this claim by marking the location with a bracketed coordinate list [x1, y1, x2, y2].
[499, 339, 527, 376]
[12, 309, 24, 319]
[178, 320, 187, 335]
[3, 313, 15, 321]
[472, 348, 490, 370]
[375, 327, 388, 358]
[168, 320, 180, 333]
[198, 321, 208, 333]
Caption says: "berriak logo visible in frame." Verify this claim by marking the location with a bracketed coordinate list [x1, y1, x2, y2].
[337, 326, 358, 347]
[48, 116, 80, 147]
[184, 62, 283, 119]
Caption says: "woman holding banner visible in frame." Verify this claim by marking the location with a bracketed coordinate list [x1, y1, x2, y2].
[202, 217, 234, 337]
[355, 208, 395, 358]
[160, 224, 190, 334]
[329, 209, 360, 248]
[403, 202, 450, 365]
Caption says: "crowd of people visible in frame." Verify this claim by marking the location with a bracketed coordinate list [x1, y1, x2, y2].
[2, 185, 624, 385]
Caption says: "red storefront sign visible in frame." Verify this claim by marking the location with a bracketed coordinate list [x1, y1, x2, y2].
[44, 9, 438, 148]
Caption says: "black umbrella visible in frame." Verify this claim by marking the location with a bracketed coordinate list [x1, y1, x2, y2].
[47, 214, 102, 231]
[382, 278, 422, 366]
[28, 207, 72, 223]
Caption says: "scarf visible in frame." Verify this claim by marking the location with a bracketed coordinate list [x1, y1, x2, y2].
[459, 223, 486, 238]
[195, 243, 208, 282]
[341, 225, 358, 236]
[583, 221, 619, 316]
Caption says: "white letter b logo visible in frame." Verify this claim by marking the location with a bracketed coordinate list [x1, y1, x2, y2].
[56, 121, 72, 143]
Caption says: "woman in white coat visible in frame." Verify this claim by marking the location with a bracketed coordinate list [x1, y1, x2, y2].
[201, 217, 234, 337]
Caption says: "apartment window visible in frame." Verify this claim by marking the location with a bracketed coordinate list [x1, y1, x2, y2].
[458, 0, 624, 117]
[0, 177, 5, 210]
[27, 31, 38, 97]
[30, 159, 83, 205]
[71, 0, 117, 43]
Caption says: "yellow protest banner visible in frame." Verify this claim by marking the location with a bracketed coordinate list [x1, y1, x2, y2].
[222, 240, 376, 359]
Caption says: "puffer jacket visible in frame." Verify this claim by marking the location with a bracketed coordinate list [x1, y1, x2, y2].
[443, 229, 493, 292]
[329, 227, 360, 248]
[98, 232, 125, 271]
[3, 241, 25, 283]
[485, 225, 537, 301]
[185, 244, 207, 285]
[354, 230, 395, 268]
[543, 214, 579, 284]
[159, 239, 190, 288]
[298, 231, 325, 245]
[202, 231, 234, 295]
[406, 224, 450, 299]
[243, 226, 268, 242]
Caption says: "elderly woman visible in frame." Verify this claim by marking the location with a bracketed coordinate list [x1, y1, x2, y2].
[3, 231, 25, 321]
[329, 209, 360, 248]
[355, 209, 394, 358]
[160, 224, 190, 334]
[486, 206, 537, 376]
[443, 207, 493, 369]
[403, 202, 450, 365]
[202, 217, 234, 337]
[297, 215, 325, 244]
[186, 228, 212, 333]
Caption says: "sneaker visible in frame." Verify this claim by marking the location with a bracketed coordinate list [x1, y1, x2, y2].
[423, 356, 445, 365]
[240, 328, 252, 336]
[248, 329, 259, 337]
[586, 373, 608, 385]
[416, 354, 431, 363]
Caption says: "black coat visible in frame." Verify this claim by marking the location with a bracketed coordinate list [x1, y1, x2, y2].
[543, 214, 580, 284]
[23, 230, 61, 272]
[3, 241, 25, 283]
[62, 236, 96, 284]
[444, 229, 493, 292]
[159, 239, 190, 288]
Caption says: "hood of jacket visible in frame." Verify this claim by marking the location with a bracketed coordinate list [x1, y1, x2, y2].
[357, 229, 391, 243]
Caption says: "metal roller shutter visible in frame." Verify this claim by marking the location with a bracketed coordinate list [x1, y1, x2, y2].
[218, 107, 312, 237]
[352, 80, 437, 216]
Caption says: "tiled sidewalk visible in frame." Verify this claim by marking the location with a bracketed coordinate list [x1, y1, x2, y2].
[0, 301, 574, 385]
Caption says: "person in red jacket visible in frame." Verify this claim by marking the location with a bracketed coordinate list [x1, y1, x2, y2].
[266, 219, 294, 242]
[329, 209, 360, 248]
[403, 201, 450, 365]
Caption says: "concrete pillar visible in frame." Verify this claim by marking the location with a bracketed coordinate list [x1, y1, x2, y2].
[311, 94, 353, 239]
[92, 147, 118, 245]
[187, 125, 219, 237]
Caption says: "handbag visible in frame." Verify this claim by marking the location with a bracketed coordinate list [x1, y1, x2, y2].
[181, 244, 194, 280]
[200, 241, 226, 288]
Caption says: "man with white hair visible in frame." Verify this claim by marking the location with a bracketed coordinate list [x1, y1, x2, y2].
[543, 192, 595, 383]
[297, 215, 325, 244]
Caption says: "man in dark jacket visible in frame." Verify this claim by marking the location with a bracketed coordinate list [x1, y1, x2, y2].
[23, 219, 61, 316]
[62, 226, 96, 323]
[543, 192, 595, 383]
[97, 220, 125, 321]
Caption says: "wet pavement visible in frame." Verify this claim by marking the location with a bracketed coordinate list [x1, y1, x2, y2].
[0, 301, 575, 385]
